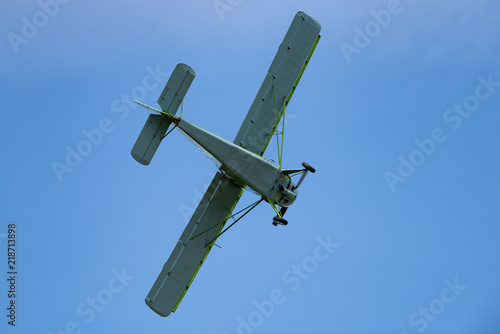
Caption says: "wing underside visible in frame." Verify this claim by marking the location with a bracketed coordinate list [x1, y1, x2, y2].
[145, 172, 243, 317]
[233, 11, 321, 155]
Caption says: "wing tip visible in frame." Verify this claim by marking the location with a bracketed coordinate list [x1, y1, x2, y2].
[145, 298, 172, 317]
[175, 63, 196, 78]
[131, 151, 151, 165]
[296, 11, 322, 31]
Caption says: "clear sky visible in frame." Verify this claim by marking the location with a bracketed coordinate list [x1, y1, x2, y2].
[1, 1, 499, 333]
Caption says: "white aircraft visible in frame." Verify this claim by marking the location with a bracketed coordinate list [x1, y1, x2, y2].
[130, 11, 321, 317]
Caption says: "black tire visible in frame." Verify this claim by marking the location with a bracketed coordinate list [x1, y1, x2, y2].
[272, 221, 278, 226]
[302, 162, 316, 173]
[273, 216, 288, 225]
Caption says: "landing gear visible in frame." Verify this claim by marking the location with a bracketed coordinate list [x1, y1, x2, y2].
[272, 216, 288, 226]
[270, 163, 316, 226]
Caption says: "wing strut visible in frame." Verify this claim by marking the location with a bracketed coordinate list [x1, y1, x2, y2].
[188, 198, 264, 247]
[272, 86, 286, 169]
[188, 198, 261, 242]
[205, 198, 264, 247]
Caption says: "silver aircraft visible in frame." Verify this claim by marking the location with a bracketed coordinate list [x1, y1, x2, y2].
[129, 11, 321, 317]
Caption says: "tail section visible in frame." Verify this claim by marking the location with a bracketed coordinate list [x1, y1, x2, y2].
[131, 63, 196, 165]
[131, 114, 172, 165]
[157, 63, 195, 114]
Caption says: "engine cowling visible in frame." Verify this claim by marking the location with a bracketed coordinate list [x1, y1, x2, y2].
[273, 176, 298, 207]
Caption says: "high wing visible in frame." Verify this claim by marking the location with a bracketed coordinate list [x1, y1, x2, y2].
[145, 172, 243, 317]
[233, 11, 321, 155]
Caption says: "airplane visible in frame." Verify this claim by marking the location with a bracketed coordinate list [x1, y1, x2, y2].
[129, 11, 321, 317]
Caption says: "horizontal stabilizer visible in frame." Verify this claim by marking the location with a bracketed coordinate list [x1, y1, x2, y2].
[131, 114, 171, 165]
[158, 63, 196, 115]
[130, 63, 195, 165]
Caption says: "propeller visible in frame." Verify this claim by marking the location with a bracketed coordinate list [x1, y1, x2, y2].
[293, 162, 316, 190]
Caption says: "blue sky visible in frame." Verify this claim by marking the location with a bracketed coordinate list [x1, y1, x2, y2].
[1, 0, 499, 333]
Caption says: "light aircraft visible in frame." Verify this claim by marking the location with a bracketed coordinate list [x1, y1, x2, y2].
[129, 11, 321, 317]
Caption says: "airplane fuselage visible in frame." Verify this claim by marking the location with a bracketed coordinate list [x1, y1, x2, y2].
[173, 117, 298, 207]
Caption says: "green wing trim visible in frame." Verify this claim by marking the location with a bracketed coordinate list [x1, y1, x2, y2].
[233, 11, 321, 156]
[145, 172, 243, 317]
[171, 186, 244, 312]
[259, 34, 321, 157]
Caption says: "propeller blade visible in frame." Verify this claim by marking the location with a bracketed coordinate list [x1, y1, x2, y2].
[294, 170, 308, 190]
[293, 162, 316, 190]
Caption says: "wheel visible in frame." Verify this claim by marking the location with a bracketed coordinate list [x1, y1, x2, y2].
[272, 221, 278, 226]
[302, 162, 316, 173]
[273, 216, 288, 226]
